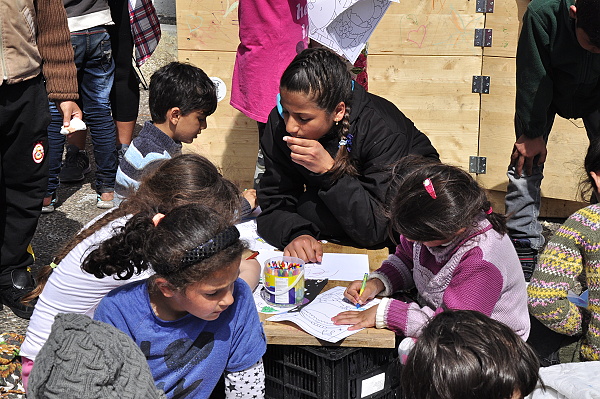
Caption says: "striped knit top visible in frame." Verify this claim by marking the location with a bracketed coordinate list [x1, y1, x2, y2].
[528, 204, 600, 361]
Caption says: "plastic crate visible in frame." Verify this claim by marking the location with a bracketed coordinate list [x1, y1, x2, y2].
[264, 345, 400, 399]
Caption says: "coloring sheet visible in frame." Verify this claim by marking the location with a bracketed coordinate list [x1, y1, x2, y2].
[267, 286, 381, 343]
[307, 0, 399, 63]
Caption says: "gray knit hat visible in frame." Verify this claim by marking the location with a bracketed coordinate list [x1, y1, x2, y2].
[27, 313, 166, 399]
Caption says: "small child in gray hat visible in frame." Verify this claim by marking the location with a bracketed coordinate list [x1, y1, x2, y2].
[26, 313, 165, 399]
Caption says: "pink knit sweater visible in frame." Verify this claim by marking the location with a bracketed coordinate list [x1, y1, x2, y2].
[372, 218, 530, 339]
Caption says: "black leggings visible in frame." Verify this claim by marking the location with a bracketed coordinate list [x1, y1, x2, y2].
[108, 0, 140, 122]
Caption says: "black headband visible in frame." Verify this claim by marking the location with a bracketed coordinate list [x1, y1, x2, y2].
[180, 226, 240, 269]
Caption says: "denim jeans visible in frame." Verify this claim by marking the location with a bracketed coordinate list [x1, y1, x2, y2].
[505, 110, 600, 249]
[46, 27, 117, 196]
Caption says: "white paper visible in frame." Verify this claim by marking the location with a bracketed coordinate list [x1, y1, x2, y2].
[306, 253, 369, 281]
[253, 283, 292, 314]
[267, 286, 381, 343]
[256, 251, 369, 282]
[308, 0, 397, 63]
[236, 219, 279, 252]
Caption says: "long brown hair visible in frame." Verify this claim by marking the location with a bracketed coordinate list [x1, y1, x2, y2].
[23, 154, 242, 304]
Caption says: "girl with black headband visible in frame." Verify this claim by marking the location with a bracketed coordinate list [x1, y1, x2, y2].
[256, 47, 439, 263]
[93, 204, 266, 399]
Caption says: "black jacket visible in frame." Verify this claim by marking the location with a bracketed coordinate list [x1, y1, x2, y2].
[256, 84, 439, 249]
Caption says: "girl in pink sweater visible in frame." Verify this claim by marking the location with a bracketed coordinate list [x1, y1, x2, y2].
[333, 158, 530, 339]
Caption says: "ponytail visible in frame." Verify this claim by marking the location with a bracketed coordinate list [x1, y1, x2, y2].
[81, 210, 156, 279]
[482, 200, 507, 235]
[330, 106, 358, 179]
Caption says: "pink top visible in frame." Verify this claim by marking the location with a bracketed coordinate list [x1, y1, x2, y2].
[230, 0, 309, 123]
[372, 218, 530, 340]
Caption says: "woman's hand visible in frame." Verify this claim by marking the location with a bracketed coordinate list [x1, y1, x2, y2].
[284, 235, 323, 263]
[331, 305, 378, 331]
[283, 136, 334, 174]
[344, 278, 385, 306]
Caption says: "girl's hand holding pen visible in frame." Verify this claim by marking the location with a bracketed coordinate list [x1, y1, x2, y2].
[343, 277, 384, 307]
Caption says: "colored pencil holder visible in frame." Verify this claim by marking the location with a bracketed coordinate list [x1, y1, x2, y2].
[263, 256, 305, 307]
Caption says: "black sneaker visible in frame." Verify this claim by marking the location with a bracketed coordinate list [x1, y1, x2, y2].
[59, 144, 91, 183]
[512, 238, 538, 282]
[0, 269, 37, 320]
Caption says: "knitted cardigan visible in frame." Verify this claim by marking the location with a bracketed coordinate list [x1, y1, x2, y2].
[373, 217, 530, 339]
[528, 204, 600, 361]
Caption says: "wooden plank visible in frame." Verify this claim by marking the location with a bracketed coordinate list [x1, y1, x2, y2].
[260, 310, 396, 348]
[483, 0, 529, 58]
[478, 56, 589, 206]
[179, 50, 257, 188]
[176, 0, 239, 52]
[369, 0, 484, 56]
[368, 54, 482, 169]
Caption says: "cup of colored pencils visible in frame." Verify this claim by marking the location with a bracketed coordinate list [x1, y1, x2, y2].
[262, 256, 305, 307]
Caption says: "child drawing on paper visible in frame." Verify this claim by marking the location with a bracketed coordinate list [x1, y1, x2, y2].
[331, 157, 530, 340]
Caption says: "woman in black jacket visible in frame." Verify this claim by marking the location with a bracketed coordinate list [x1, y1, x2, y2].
[257, 47, 439, 262]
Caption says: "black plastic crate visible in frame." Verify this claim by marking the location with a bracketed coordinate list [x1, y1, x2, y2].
[264, 345, 400, 399]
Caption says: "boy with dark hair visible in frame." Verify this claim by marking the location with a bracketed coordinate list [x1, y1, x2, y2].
[401, 310, 541, 399]
[506, 0, 600, 281]
[115, 62, 218, 202]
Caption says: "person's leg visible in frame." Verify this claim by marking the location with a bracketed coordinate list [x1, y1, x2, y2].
[42, 102, 66, 212]
[0, 75, 50, 319]
[108, 0, 140, 160]
[505, 110, 555, 280]
[253, 122, 266, 190]
[78, 27, 117, 206]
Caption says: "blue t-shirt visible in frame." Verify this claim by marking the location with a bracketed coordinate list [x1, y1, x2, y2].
[94, 279, 266, 399]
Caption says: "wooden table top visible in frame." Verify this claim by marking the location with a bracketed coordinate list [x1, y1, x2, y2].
[259, 244, 397, 348]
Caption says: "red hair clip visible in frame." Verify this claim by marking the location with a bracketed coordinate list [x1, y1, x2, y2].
[423, 178, 437, 199]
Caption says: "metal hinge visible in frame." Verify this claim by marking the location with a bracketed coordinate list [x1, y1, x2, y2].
[476, 0, 494, 13]
[474, 29, 493, 47]
[472, 76, 491, 94]
[469, 156, 487, 174]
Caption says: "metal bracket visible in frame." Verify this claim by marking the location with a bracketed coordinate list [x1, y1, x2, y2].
[476, 0, 494, 13]
[469, 156, 487, 174]
[474, 29, 493, 47]
[472, 76, 491, 94]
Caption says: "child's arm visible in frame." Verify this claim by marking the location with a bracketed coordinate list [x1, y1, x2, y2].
[376, 253, 505, 337]
[224, 359, 265, 399]
[239, 258, 260, 291]
[528, 211, 589, 336]
[370, 237, 415, 295]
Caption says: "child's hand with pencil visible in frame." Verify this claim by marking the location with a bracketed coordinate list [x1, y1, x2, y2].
[331, 275, 385, 331]
[343, 275, 385, 307]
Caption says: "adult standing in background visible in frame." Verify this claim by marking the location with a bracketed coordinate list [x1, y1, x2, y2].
[505, 0, 600, 281]
[230, 0, 309, 189]
[0, 0, 81, 319]
[108, 0, 161, 160]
